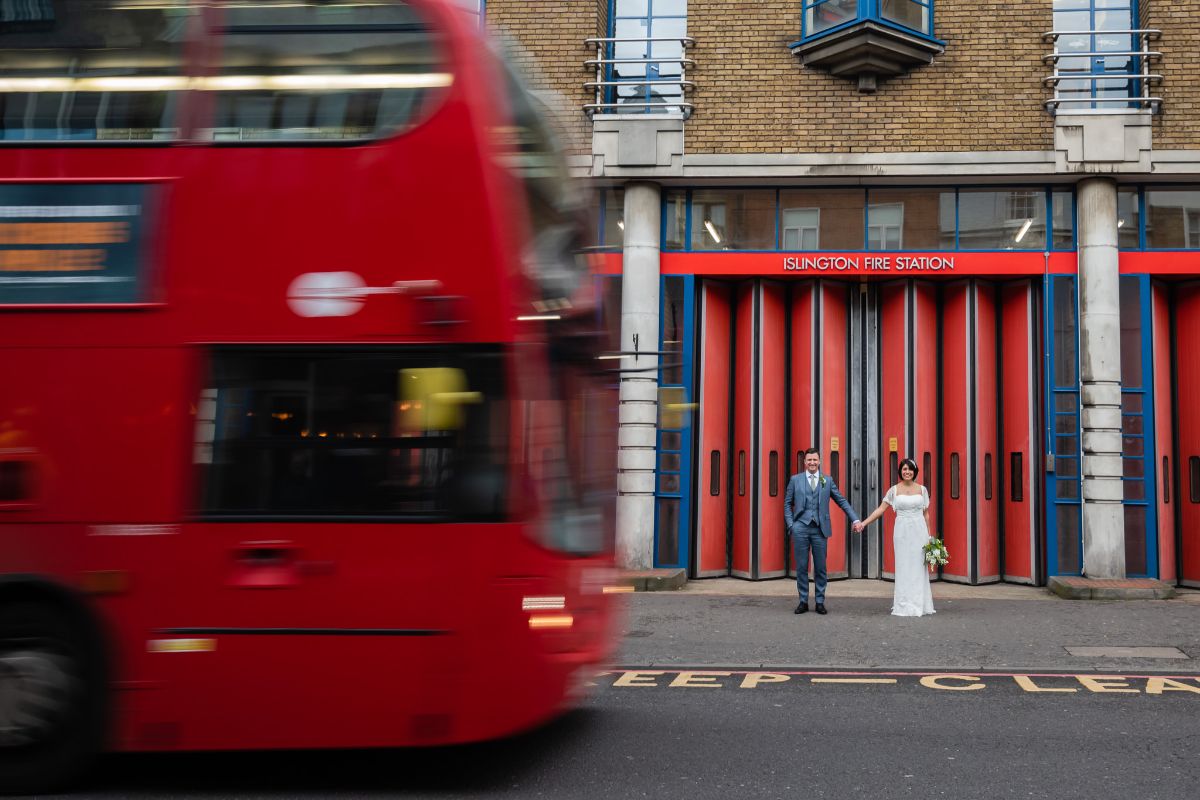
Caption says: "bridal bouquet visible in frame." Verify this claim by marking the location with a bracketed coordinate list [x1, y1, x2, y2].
[923, 538, 950, 570]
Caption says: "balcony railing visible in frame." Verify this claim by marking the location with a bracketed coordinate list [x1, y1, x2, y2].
[1043, 28, 1162, 115]
[584, 36, 696, 119]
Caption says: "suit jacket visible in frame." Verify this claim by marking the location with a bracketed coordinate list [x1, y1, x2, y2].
[783, 470, 858, 539]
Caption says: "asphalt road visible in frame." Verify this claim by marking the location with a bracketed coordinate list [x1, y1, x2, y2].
[72, 667, 1200, 799]
[58, 592, 1200, 798]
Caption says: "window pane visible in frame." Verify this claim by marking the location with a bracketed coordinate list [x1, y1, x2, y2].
[1146, 189, 1200, 249]
[691, 190, 776, 251]
[1053, 191, 1074, 249]
[1057, 479, 1080, 499]
[1056, 504, 1081, 574]
[1123, 457, 1145, 478]
[210, 1, 451, 142]
[664, 191, 686, 249]
[656, 497, 680, 565]
[1117, 190, 1140, 249]
[957, 190, 1047, 250]
[881, 0, 930, 35]
[662, 276, 685, 384]
[662, 431, 682, 450]
[659, 473, 681, 492]
[780, 189, 865, 250]
[1055, 414, 1078, 434]
[808, 0, 858, 35]
[1119, 277, 1143, 386]
[1010, 452, 1024, 502]
[1056, 456, 1079, 477]
[0, 0, 195, 142]
[1053, 277, 1078, 386]
[1124, 505, 1147, 574]
[200, 348, 507, 517]
[1056, 436, 1079, 456]
[1122, 393, 1143, 413]
[603, 189, 625, 249]
[1056, 393, 1079, 413]
[867, 189, 954, 250]
[614, 0, 649, 16]
[659, 452, 681, 471]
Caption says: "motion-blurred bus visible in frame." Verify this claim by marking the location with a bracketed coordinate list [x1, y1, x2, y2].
[0, 0, 621, 792]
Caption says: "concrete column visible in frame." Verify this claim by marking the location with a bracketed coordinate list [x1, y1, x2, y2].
[616, 181, 661, 570]
[1076, 176, 1125, 578]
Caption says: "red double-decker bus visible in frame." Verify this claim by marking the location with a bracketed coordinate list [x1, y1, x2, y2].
[0, 0, 621, 792]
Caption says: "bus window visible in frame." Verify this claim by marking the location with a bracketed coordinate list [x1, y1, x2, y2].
[207, 0, 451, 142]
[197, 347, 507, 520]
[0, 0, 195, 141]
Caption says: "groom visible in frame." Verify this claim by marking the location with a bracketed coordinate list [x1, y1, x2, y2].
[783, 448, 863, 615]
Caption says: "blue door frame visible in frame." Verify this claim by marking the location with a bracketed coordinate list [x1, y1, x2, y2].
[1045, 274, 1083, 576]
[654, 274, 695, 570]
[1045, 272, 1159, 577]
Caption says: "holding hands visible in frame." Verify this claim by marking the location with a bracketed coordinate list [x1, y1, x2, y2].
[852, 520, 865, 533]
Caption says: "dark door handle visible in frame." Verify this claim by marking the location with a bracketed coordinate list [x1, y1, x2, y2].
[853, 459, 860, 491]
[230, 540, 299, 588]
[869, 459, 876, 491]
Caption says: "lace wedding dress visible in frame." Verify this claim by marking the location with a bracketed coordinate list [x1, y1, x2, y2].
[885, 484, 936, 617]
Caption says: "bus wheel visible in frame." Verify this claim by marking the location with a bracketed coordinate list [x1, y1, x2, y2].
[0, 602, 105, 795]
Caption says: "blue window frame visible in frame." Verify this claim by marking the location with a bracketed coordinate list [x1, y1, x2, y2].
[1051, 0, 1139, 109]
[802, 0, 934, 41]
[609, 0, 688, 113]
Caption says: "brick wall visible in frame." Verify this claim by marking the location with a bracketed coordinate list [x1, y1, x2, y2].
[486, 0, 607, 155]
[1145, 1, 1200, 149]
[684, 1, 1054, 154]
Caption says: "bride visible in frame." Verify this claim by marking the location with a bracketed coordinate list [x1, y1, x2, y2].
[858, 458, 936, 617]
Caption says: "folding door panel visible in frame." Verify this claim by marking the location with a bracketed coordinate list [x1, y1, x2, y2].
[756, 282, 788, 578]
[1176, 283, 1200, 587]
[787, 284, 815, 578]
[695, 281, 732, 577]
[1152, 283, 1175, 584]
[879, 282, 910, 579]
[818, 282, 850, 578]
[940, 283, 972, 582]
[731, 283, 756, 578]
[1000, 281, 1038, 584]
[913, 283, 939, 560]
[974, 283, 1000, 583]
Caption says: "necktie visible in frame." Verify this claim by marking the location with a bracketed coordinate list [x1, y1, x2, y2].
[809, 474, 817, 491]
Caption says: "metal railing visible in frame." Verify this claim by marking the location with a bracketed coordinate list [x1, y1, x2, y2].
[584, 36, 696, 118]
[1042, 28, 1162, 115]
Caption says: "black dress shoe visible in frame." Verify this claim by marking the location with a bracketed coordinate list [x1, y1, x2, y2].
[794, 603, 809, 614]
[815, 603, 828, 615]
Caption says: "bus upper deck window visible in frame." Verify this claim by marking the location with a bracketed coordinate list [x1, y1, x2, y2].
[207, 1, 451, 142]
[0, 1, 195, 142]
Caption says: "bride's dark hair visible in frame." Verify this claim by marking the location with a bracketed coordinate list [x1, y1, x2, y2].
[898, 458, 919, 479]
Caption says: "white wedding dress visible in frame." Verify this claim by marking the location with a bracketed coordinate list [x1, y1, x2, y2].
[885, 484, 936, 617]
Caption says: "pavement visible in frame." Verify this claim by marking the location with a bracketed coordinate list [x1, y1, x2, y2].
[616, 577, 1200, 674]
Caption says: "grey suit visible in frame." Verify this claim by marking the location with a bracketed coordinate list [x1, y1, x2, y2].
[783, 470, 859, 604]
